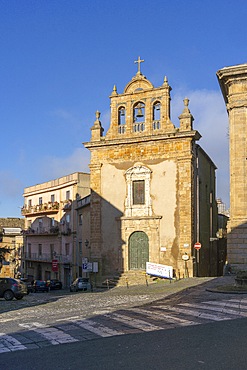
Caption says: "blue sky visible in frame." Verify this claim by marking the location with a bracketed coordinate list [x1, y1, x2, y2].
[1, 0, 246, 217]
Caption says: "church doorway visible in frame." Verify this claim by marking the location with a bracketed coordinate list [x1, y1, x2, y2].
[129, 231, 149, 270]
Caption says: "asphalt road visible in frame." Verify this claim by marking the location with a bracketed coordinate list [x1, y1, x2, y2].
[1, 275, 247, 370]
[2, 317, 247, 370]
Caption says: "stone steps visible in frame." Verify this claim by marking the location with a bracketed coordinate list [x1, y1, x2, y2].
[99, 271, 163, 289]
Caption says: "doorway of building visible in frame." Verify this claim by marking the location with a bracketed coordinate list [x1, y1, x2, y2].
[129, 231, 149, 270]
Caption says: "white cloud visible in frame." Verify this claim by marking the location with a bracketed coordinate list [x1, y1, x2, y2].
[39, 147, 90, 180]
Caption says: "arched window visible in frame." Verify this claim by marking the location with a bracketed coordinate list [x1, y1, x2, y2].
[133, 102, 145, 132]
[118, 106, 126, 134]
[153, 102, 161, 130]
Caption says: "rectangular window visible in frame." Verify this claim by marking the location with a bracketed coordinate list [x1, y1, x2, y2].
[50, 217, 55, 227]
[51, 194, 55, 203]
[28, 199, 32, 207]
[79, 214, 83, 225]
[39, 197, 42, 205]
[50, 244, 54, 259]
[66, 190, 70, 200]
[38, 218, 43, 232]
[38, 244, 42, 257]
[79, 241, 82, 256]
[65, 243, 70, 256]
[66, 214, 70, 224]
[133, 180, 145, 204]
[28, 243, 31, 258]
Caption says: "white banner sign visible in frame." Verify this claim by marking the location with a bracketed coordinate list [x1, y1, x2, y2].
[146, 262, 173, 279]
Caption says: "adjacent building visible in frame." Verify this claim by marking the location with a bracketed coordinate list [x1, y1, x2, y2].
[217, 63, 247, 271]
[21, 172, 90, 286]
[84, 60, 218, 281]
[0, 218, 24, 278]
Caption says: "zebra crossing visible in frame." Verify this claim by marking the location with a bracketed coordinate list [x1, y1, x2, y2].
[1, 297, 247, 354]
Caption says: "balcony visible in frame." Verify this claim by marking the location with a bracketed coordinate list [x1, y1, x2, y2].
[23, 226, 59, 236]
[62, 200, 72, 211]
[21, 202, 60, 216]
[24, 252, 72, 264]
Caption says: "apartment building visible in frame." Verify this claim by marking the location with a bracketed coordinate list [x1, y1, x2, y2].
[21, 172, 90, 287]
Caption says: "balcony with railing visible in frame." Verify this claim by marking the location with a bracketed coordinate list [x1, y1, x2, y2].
[24, 252, 72, 264]
[23, 226, 60, 236]
[21, 202, 60, 216]
[62, 199, 72, 211]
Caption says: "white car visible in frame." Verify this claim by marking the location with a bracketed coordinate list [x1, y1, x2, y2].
[70, 278, 92, 292]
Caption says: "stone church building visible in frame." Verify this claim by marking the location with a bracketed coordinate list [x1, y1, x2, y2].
[84, 59, 218, 280]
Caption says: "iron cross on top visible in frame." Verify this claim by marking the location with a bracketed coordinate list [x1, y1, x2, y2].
[134, 56, 144, 74]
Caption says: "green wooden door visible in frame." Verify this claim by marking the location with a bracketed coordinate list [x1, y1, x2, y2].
[129, 231, 149, 270]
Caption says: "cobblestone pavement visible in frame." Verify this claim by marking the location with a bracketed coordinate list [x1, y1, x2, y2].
[1, 275, 246, 354]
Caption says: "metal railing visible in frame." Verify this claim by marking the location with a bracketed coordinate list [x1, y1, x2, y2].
[24, 253, 72, 263]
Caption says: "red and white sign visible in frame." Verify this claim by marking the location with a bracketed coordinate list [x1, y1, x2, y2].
[194, 242, 201, 250]
[52, 259, 58, 272]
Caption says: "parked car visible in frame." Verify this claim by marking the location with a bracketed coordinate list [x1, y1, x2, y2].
[70, 278, 92, 292]
[20, 278, 34, 294]
[33, 280, 50, 292]
[0, 277, 28, 300]
[47, 279, 62, 290]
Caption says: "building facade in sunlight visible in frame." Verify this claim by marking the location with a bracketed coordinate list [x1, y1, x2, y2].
[0, 218, 24, 278]
[217, 63, 247, 271]
[84, 59, 219, 280]
[21, 172, 90, 286]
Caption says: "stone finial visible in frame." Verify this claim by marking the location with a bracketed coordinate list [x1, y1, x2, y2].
[179, 97, 194, 131]
[183, 98, 190, 111]
[91, 110, 104, 141]
[111, 85, 118, 96]
[163, 75, 172, 93]
[163, 76, 168, 85]
[95, 110, 101, 121]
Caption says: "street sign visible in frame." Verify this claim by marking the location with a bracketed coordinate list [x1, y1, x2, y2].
[52, 259, 58, 272]
[194, 242, 201, 250]
[210, 237, 218, 242]
[182, 254, 189, 261]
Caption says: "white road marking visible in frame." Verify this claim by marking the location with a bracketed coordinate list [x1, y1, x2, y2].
[75, 319, 124, 337]
[205, 300, 247, 315]
[19, 322, 78, 345]
[0, 333, 26, 353]
[152, 305, 230, 321]
[178, 302, 242, 316]
[105, 313, 164, 332]
[55, 316, 80, 322]
[128, 307, 198, 326]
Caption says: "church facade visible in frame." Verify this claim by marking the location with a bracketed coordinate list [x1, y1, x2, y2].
[84, 59, 218, 280]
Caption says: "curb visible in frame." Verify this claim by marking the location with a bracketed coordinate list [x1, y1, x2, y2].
[206, 287, 247, 294]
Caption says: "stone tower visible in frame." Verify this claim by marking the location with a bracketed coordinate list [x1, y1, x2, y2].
[217, 63, 247, 270]
[84, 59, 217, 280]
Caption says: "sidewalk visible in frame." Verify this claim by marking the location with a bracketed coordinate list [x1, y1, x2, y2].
[99, 274, 247, 303]
[100, 276, 216, 299]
